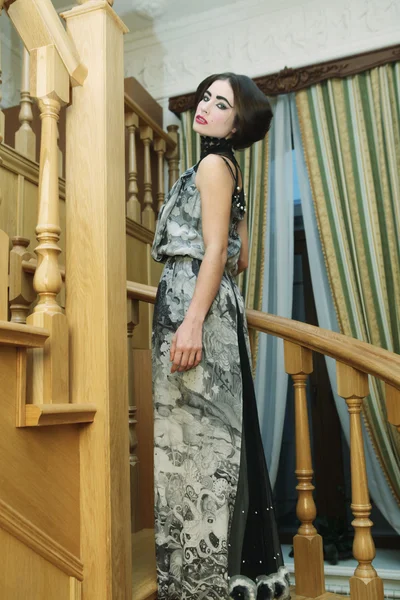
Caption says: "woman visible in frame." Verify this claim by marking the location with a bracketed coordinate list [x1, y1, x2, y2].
[152, 73, 290, 600]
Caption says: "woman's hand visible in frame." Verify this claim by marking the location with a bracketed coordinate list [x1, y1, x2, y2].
[170, 317, 203, 373]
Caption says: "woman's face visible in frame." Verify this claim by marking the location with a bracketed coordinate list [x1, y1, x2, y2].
[193, 79, 236, 139]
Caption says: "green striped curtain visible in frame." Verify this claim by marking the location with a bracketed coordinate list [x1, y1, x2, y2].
[180, 109, 269, 318]
[296, 63, 400, 503]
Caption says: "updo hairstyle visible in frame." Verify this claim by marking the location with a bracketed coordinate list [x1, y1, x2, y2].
[194, 72, 273, 150]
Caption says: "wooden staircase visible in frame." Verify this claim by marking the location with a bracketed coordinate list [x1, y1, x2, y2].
[290, 593, 348, 600]
[131, 528, 350, 600]
[127, 282, 398, 600]
[132, 529, 157, 600]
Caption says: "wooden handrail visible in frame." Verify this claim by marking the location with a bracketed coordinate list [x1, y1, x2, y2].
[126, 280, 400, 390]
[124, 93, 176, 151]
[0, 320, 49, 348]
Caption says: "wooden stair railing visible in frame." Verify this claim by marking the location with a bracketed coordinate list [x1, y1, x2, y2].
[1, 30, 178, 238]
[124, 93, 179, 232]
[126, 281, 397, 600]
[1, 1, 95, 428]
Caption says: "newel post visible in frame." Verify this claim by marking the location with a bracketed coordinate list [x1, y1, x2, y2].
[63, 2, 132, 597]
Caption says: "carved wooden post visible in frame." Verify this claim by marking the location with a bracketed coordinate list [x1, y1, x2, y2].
[0, 28, 5, 143]
[64, 1, 131, 596]
[26, 45, 69, 405]
[154, 137, 166, 212]
[0, 230, 8, 320]
[127, 297, 140, 533]
[337, 363, 384, 600]
[57, 121, 63, 178]
[125, 111, 141, 222]
[385, 384, 400, 433]
[15, 48, 36, 160]
[166, 124, 180, 189]
[284, 341, 325, 598]
[140, 125, 155, 231]
[9, 237, 36, 324]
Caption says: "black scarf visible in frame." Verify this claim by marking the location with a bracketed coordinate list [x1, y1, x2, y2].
[200, 135, 235, 160]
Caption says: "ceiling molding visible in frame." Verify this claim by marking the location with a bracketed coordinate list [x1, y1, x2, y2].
[169, 43, 400, 112]
[124, 0, 400, 101]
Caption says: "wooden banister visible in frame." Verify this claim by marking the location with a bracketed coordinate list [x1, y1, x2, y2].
[284, 342, 325, 598]
[14, 49, 36, 161]
[125, 281, 400, 392]
[337, 363, 384, 600]
[127, 279, 391, 599]
[0, 28, 5, 143]
[25, 48, 69, 406]
[124, 94, 176, 152]
[6, 0, 87, 87]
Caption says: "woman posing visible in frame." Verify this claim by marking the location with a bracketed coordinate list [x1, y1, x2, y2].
[152, 72, 290, 600]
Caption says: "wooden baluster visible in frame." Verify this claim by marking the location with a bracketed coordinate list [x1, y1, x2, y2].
[0, 26, 5, 143]
[26, 45, 69, 404]
[284, 341, 325, 598]
[140, 125, 155, 231]
[125, 112, 141, 223]
[15, 48, 36, 160]
[0, 230, 8, 320]
[127, 298, 140, 533]
[154, 137, 166, 212]
[57, 121, 63, 178]
[166, 124, 180, 189]
[9, 237, 36, 324]
[337, 363, 384, 600]
[385, 383, 400, 433]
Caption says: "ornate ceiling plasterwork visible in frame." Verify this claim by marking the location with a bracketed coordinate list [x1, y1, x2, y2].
[132, 0, 167, 18]
[124, 0, 400, 101]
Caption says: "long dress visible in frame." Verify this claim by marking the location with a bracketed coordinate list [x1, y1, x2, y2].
[151, 136, 290, 600]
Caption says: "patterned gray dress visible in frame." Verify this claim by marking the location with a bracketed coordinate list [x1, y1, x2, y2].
[151, 136, 290, 600]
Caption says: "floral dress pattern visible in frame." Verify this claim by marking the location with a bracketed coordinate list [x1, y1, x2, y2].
[151, 141, 290, 600]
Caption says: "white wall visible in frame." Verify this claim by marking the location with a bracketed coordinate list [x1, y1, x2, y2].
[124, 0, 400, 106]
[0, 13, 22, 109]
[0, 0, 399, 114]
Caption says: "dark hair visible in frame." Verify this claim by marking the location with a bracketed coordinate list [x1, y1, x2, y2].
[194, 72, 273, 150]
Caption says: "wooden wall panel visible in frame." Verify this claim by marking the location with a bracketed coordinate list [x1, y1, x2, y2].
[127, 235, 151, 350]
[0, 347, 80, 556]
[133, 349, 154, 531]
[22, 178, 40, 244]
[0, 527, 71, 600]
[0, 167, 18, 235]
[0, 159, 66, 256]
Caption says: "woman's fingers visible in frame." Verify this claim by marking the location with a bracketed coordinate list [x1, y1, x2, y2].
[194, 349, 202, 367]
[178, 350, 189, 372]
[170, 349, 182, 373]
[171, 347, 202, 373]
[170, 335, 177, 362]
[185, 351, 197, 371]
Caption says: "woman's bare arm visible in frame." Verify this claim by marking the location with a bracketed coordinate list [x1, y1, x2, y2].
[170, 154, 233, 373]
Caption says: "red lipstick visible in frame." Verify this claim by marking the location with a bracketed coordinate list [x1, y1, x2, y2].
[196, 115, 208, 125]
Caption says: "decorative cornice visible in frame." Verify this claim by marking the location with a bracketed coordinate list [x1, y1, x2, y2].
[254, 43, 400, 96]
[169, 43, 400, 113]
[126, 217, 154, 245]
[0, 498, 83, 580]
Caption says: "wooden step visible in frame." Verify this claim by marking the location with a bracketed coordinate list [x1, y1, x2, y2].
[290, 589, 348, 600]
[132, 528, 157, 600]
[131, 531, 349, 600]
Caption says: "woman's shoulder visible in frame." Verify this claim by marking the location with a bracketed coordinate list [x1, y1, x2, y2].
[195, 153, 242, 192]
